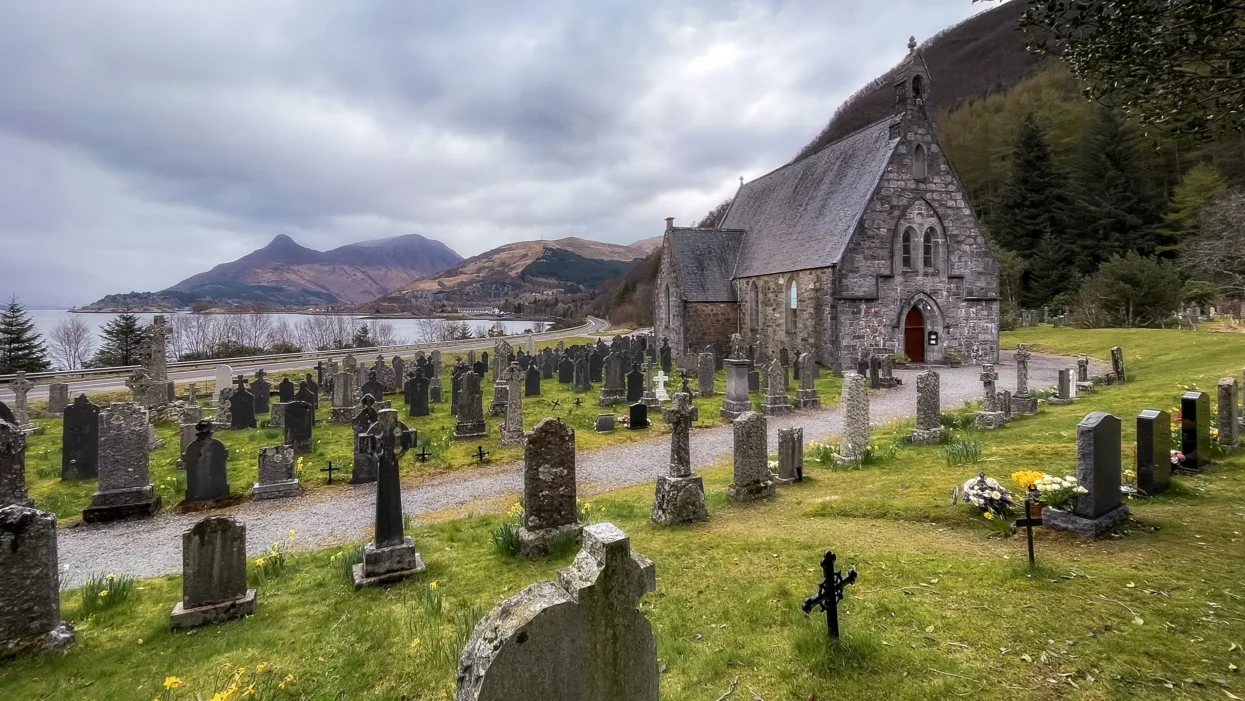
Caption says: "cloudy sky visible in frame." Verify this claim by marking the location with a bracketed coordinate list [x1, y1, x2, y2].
[0, 0, 991, 306]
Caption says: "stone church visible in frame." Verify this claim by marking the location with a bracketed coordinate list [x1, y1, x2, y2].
[655, 41, 1000, 369]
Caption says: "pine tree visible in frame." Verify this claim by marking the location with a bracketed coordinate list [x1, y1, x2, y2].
[90, 313, 147, 367]
[1070, 106, 1162, 272]
[0, 297, 50, 373]
[1160, 163, 1227, 253]
[994, 113, 1071, 253]
[1022, 232, 1076, 309]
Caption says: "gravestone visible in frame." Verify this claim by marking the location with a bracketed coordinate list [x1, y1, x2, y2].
[659, 341, 671, 375]
[251, 369, 271, 415]
[268, 402, 288, 429]
[303, 373, 320, 406]
[868, 355, 881, 389]
[467, 349, 477, 368]
[795, 353, 820, 409]
[183, 421, 231, 503]
[558, 356, 574, 384]
[1076, 354, 1094, 394]
[776, 426, 803, 485]
[351, 396, 380, 483]
[45, 383, 68, 417]
[728, 412, 774, 502]
[7, 373, 34, 433]
[453, 371, 487, 439]
[628, 402, 649, 430]
[762, 361, 793, 416]
[451, 364, 465, 416]
[1001, 389, 1012, 420]
[0, 506, 75, 656]
[654, 371, 670, 402]
[410, 374, 430, 418]
[1136, 409, 1171, 495]
[595, 413, 615, 433]
[330, 372, 356, 423]
[597, 353, 626, 406]
[1111, 346, 1126, 382]
[1010, 345, 1038, 415]
[975, 364, 1006, 429]
[278, 377, 296, 403]
[489, 370, 509, 418]
[353, 409, 424, 589]
[500, 363, 525, 446]
[1049, 368, 1074, 405]
[284, 400, 314, 454]
[641, 361, 660, 408]
[525, 364, 541, 397]
[392, 357, 406, 390]
[228, 377, 257, 430]
[0, 422, 32, 508]
[1044, 412, 1129, 537]
[83, 403, 161, 523]
[909, 370, 944, 444]
[296, 383, 318, 423]
[721, 355, 751, 420]
[252, 445, 301, 500]
[216, 388, 235, 428]
[492, 341, 512, 380]
[456, 523, 658, 701]
[518, 418, 581, 557]
[542, 351, 555, 380]
[835, 374, 869, 464]
[61, 395, 100, 480]
[652, 391, 705, 525]
[573, 356, 591, 392]
[430, 349, 442, 375]
[429, 376, 443, 404]
[697, 352, 716, 397]
[214, 365, 234, 405]
[1218, 377, 1239, 447]
[359, 372, 385, 407]
[626, 365, 644, 403]
[590, 349, 604, 382]
[1179, 391, 1211, 472]
[177, 423, 197, 468]
[170, 517, 257, 630]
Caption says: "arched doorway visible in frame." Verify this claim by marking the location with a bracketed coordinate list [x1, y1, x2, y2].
[904, 306, 925, 362]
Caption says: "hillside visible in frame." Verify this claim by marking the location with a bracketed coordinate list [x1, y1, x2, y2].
[86, 233, 463, 308]
[628, 236, 663, 255]
[393, 237, 647, 300]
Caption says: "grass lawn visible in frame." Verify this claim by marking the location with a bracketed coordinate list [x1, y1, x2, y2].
[3, 326, 1244, 700]
[21, 339, 844, 523]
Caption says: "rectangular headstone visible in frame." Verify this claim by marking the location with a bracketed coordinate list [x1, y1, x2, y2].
[1180, 391, 1211, 471]
[1136, 409, 1171, 495]
[171, 516, 256, 630]
[1074, 411, 1123, 519]
[0, 506, 74, 654]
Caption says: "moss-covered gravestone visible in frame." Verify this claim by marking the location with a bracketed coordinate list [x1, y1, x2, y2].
[170, 516, 256, 630]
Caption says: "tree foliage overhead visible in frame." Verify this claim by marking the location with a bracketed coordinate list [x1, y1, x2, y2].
[1009, 0, 1245, 138]
[0, 298, 50, 374]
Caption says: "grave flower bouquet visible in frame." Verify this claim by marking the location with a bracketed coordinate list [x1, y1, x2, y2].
[962, 472, 1015, 517]
[1032, 474, 1087, 510]
[1170, 449, 1185, 466]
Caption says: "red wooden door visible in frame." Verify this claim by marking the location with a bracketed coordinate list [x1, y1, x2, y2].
[904, 307, 925, 362]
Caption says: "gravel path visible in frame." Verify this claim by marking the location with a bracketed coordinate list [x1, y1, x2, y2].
[57, 351, 1091, 584]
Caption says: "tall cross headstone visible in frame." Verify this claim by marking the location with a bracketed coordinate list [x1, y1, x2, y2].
[0, 421, 33, 508]
[651, 390, 706, 524]
[1010, 344, 1038, 415]
[975, 364, 1006, 429]
[353, 409, 424, 588]
[499, 363, 525, 445]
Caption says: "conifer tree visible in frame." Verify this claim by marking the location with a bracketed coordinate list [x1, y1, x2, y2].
[1022, 231, 1076, 309]
[0, 297, 50, 374]
[1070, 106, 1161, 272]
[994, 113, 1071, 253]
[89, 313, 147, 367]
[1160, 163, 1226, 253]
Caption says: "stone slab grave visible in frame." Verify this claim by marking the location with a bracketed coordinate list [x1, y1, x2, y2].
[61, 394, 101, 480]
[499, 363, 525, 446]
[0, 420, 33, 509]
[45, 383, 68, 417]
[1045, 412, 1130, 537]
[775, 426, 803, 485]
[597, 353, 626, 407]
[909, 370, 945, 444]
[834, 373, 869, 465]
[330, 372, 356, 424]
[1218, 377, 1239, 447]
[720, 354, 751, 420]
[183, 420, 231, 503]
[0, 506, 75, 658]
[696, 352, 715, 397]
[652, 391, 705, 526]
[1178, 390, 1212, 472]
[728, 411, 775, 502]
[1076, 354, 1095, 394]
[284, 400, 314, 454]
[456, 523, 658, 701]
[1136, 409, 1171, 495]
[794, 353, 820, 409]
[268, 402, 288, 429]
[253, 445, 302, 500]
[762, 360, 793, 416]
[519, 418, 582, 557]
[83, 403, 161, 523]
[170, 516, 257, 630]
[1048, 368, 1075, 405]
[213, 364, 233, 407]
[453, 371, 488, 439]
[353, 409, 424, 589]
[594, 413, 615, 433]
[351, 396, 381, 484]
[229, 377, 257, 430]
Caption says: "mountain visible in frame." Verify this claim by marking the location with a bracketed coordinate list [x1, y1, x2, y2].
[391, 237, 648, 301]
[628, 236, 664, 255]
[86, 233, 463, 308]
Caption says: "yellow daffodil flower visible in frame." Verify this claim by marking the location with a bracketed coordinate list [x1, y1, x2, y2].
[164, 676, 183, 689]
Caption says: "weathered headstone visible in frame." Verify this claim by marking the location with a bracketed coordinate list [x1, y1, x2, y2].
[489, 368, 509, 418]
[558, 356, 574, 385]
[61, 394, 100, 480]
[652, 392, 705, 525]
[1136, 409, 1171, 495]
[296, 382, 318, 423]
[1217, 377, 1239, 447]
[45, 383, 68, 417]
[353, 409, 424, 589]
[268, 402, 288, 429]
[975, 364, 1006, 429]
[835, 373, 869, 464]
[278, 377, 296, 403]
[359, 370, 385, 406]
[525, 364, 541, 397]
[776, 426, 803, 486]
[329, 372, 356, 423]
[7, 373, 34, 433]
[351, 395, 381, 484]
[1048, 368, 1074, 405]
[0, 421, 32, 508]
[214, 365, 233, 405]
[453, 371, 488, 438]
[170, 517, 257, 630]
[589, 348, 604, 383]
[500, 363, 525, 445]
[1010, 345, 1038, 415]
[410, 374, 430, 418]
[183, 420, 231, 503]
[1045, 412, 1129, 537]
[721, 354, 751, 420]
[1179, 390, 1211, 472]
[598, 352, 626, 406]
[1111, 346, 1126, 383]
[595, 413, 615, 433]
[456, 523, 657, 701]
[284, 400, 314, 454]
[697, 352, 715, 397]
[762, 361, 793, 415]
[728, 412, 774, 502]
[0, 506, 75, 656]
[659, 340, 671, 375]
[229, 377, 257, 430]
[573, 355, 591, 393]
[909, 370, 944, 444]
[430, 376, 443, 404]
[252, 445, 301, 500]
[250, 369, 271, 415]
[794, 353, 820, 409]
[83, 403, 161, 523]
[626, 365, 644, 403]
[518, 418, 581, 557]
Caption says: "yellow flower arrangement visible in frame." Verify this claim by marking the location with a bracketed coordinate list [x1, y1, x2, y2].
[1010, 470, 1044, 490]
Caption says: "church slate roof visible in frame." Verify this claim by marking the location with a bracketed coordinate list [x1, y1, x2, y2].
[724, 116, 900, 278]
[666, 227, 745, 302]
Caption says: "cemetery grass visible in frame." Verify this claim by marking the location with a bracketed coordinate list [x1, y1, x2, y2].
[22, 346, 844, 523]
[4, 327, 1244, 700]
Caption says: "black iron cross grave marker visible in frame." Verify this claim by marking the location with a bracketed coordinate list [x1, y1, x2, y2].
[416, 445, 431, 463]
[474, 445, 490, 462]
[801, 550, 857, 639]
[320, 460, 339, 484]
[1014, 495, 1043, 566]
[550, 399, 562, 409]
[573, 397, 583, 409]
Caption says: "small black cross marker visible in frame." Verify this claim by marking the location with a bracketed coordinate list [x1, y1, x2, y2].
[550, 399, 562, 409]
[474, 446, 490, 462]
[573, 397, 583, 408]
[1013, 495, 1043, 566]
[416, 445, 431, 463]
[320, 461, 339, 484]
[801, 550, 857, 640]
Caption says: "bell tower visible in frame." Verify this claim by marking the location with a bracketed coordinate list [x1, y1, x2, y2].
[893, 36, 932, 119]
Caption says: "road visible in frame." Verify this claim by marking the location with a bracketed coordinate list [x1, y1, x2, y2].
[0, 317, 610, 402]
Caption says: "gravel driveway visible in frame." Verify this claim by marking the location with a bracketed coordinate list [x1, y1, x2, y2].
[57, 351, 1089, 584]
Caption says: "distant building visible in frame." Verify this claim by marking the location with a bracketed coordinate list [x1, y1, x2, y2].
[655, 40, 1000, 368]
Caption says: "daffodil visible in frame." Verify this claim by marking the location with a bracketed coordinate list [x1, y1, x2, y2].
[288, 529, 296, 539]
[106, 573, 116, 581]
[164, 676, 183, 689]
[430, 581, 438, 590]
[98, 590, 108, 597]
[983, 511, 994, 520]
[256, 662, 269, 673]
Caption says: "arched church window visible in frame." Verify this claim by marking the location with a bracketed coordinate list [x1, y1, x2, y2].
[902, 228, 914, 269]
[786, 279, 798, 332]
[913, 144, 927, 180]
[664, 284, 671, 327]
[923, 228, 935, 271]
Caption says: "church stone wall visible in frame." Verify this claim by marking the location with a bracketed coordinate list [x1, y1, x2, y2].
[654, 238, 684, 353]
[683, 303, 738, 354]
[737, 268, 830, 365]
